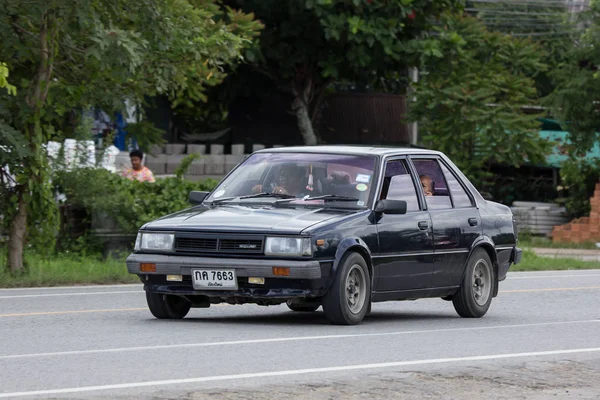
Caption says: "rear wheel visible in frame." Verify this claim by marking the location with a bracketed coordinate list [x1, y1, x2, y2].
[322, 252, 371, 325]
[452, 249, 494, 318]
[286, 299, 320, 312]
[146, 292, 191, 319]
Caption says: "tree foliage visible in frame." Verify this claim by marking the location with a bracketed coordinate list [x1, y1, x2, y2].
[0, 0, 261, 272]
[222, 0, 465, 145]
[466, 0, 575, 98]
[545, 1, 600, 155]
[409, 14, 552, 184]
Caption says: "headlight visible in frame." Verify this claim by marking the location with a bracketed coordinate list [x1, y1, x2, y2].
[265, 237, 312, 256]
[136, 232, 174, 251]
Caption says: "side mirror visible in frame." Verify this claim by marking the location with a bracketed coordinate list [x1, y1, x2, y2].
[375, 199, 407, 215]
[189, 191, 209, 205]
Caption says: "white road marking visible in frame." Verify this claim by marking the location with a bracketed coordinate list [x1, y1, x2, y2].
[507, 274, 600, 280]
[2, 347, 600, 398]
[2, 319, 599, 361]
[0, 284, 141, 291]
[0, 291, 140, 299]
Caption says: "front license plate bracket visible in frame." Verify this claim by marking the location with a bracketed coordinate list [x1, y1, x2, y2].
[191, 269, 238, 290]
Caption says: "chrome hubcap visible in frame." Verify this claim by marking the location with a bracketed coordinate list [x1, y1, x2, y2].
[346, 264, 367, 314]
[472, 260, 491, 306]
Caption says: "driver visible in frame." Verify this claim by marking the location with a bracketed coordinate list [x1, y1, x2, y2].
[252, 164, 307, 196]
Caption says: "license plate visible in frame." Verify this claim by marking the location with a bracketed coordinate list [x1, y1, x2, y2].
[191, 269, 238, 290]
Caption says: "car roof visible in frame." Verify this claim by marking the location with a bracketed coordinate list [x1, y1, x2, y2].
[253, 145, 445, 157]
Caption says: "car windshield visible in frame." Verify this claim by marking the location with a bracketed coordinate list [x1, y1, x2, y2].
[205, 152, 378, 208]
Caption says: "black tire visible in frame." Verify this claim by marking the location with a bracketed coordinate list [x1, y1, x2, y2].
[452, 248, 494, 318]
[286, 299, 320, 312]
[322, 252, 371, 325]
[146, 291, 191, 319]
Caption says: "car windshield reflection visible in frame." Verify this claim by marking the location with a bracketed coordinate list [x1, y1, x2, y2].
[205, 152, 377, 208]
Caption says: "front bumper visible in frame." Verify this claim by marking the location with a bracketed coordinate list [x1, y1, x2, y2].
[126, 253, 324, 279]
[512, 247, 523, 265]
[126, 253, 332, 301]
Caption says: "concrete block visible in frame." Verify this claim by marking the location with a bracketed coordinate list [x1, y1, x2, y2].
[186, 160, 205, 175]
[231, 144, 245, 155]
[165, 144, 186, 155]
[187, 144, 206, 155]
[146, 162, 166, 175]
[115, 152, 130, 170]
[149, 144, 165, 155]
[166, 154, 186, 174]
[225, 154, 245, 171]
[146, 154, 167, 164]
[210, 144, 224, 155]
[203, 155, 225, 175]
[252, 144, 265, 152]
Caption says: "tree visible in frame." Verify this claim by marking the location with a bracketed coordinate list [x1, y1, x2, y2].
[408, 14, 552, 184]
[546, 1, 600, 155]
[0, 0, 261, 272]
[222, 0, 464, 145]
[466, 0, 577, 98]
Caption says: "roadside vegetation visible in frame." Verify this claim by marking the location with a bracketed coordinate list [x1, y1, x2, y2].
[512, 249, 600, 272]
[1, 247, 598, 288]
[0, 250, 137, 288]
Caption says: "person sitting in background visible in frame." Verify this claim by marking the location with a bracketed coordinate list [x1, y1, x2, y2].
[122, 149, 155, 183]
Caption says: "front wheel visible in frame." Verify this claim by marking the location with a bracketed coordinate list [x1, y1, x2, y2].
[322, 252, 371, 325]
[146, 292, 191, 319]
[452, 248, 494, 318]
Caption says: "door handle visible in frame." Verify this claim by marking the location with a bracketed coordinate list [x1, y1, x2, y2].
[418, 221, 429, 230]
[468, 218, 478, 226]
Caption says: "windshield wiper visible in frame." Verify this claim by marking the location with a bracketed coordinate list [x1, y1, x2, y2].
[240, 192, 295, 200]
[209, 196, 237, 204]
[303, 195, 360, 202]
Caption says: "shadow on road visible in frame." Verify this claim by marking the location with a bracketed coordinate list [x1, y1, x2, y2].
[142, 309, 457, 326]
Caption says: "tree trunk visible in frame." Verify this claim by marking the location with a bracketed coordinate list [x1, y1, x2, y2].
[291, 71, 318, 146]
[293, 96, 318, 146]
[7, 190, 27, 272]
[6, 12, 56, 272]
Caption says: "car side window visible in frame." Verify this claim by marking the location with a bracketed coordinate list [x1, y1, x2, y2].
[411, 158, 452, 210]
[380, 160, 420, 212]
[440, 163, 473, 208]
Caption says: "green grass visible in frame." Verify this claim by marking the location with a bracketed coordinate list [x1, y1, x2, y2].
[519, 236, 600, 250]
[0, 251, 138, 288]
[511, 248, 600, 272]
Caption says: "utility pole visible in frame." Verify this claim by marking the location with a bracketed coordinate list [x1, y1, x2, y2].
[408, 67, 419, 146]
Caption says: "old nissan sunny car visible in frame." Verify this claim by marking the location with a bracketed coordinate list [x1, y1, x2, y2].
[126, 146, 522, 325]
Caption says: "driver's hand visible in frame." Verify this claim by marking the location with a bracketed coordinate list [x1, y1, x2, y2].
[252, 184, 263, 193]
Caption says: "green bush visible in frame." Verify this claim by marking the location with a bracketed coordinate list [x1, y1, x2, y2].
[54, 168, 219, 236]
[556, 158, 600, 218]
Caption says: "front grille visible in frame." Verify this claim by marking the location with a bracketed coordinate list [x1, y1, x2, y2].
[174, 233, 264, 254]
[175, 237, 218, 252]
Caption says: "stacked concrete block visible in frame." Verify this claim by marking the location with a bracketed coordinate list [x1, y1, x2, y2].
[552, 182, 600, 244]
[166, 154, 186, 174]
[138, 142, 285, 181]
[187, 144, 206, 155]
[145, 153, 167, 175]
[165, 144, 186, 155]
[209, 144, 224, 155]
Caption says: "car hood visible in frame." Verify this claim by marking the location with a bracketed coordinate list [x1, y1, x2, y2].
[142, 204, 357, 234]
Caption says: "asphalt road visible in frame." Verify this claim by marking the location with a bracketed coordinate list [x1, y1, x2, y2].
[1, 270, 600, 399]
